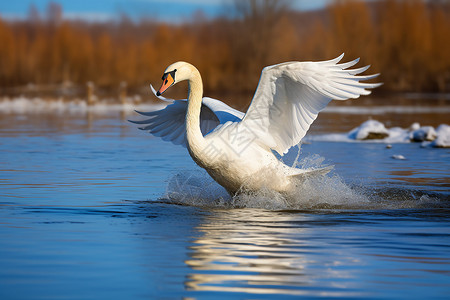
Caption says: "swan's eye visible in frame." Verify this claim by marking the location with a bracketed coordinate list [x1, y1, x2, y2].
[161, 69, 177, 82]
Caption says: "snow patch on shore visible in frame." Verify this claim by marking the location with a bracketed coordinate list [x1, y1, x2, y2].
[0, 96, 165, 114]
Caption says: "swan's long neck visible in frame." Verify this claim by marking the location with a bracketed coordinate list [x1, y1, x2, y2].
[185, 67, 207, 163]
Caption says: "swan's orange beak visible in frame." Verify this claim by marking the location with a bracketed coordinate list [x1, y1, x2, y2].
[157, 72, 175, 96]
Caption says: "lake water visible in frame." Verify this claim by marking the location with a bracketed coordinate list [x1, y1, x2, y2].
[0, 96, 449, 299]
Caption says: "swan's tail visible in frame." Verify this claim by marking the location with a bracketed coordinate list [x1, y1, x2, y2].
[289, 165, 334, 180]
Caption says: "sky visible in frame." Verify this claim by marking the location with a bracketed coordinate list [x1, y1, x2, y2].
[0, 0, 333, 22]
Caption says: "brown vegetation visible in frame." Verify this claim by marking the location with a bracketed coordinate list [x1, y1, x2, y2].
[0, 0, 449, 105]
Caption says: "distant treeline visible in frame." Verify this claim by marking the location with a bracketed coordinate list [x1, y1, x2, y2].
[0, 0, 449, 103]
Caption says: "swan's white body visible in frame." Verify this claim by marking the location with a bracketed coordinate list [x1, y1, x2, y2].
[132, 54, 380, 195]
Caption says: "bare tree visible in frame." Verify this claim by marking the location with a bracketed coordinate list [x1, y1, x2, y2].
[46, 2, 62, 27]
[228, 0, 291, 92]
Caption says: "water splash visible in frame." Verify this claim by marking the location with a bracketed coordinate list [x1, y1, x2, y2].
[162, 153, 448, 210]
[164, 170, 230, 208]
[162, 155, 358, 210]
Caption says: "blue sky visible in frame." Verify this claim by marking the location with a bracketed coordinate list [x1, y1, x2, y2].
[0, 0, 333, 22]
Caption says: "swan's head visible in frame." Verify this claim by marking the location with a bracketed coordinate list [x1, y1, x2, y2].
[156, 61, 194, 96]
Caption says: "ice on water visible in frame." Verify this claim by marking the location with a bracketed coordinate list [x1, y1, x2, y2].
[431, 124, 450, 148]
[309, 119, 450, 147]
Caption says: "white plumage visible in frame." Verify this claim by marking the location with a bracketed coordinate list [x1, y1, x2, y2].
[131, 54, 381, 195]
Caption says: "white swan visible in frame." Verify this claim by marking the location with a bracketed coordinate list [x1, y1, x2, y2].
[131, 54, 381, 195]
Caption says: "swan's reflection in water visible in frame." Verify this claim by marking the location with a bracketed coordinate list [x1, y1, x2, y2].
[185, 209, 365, 297]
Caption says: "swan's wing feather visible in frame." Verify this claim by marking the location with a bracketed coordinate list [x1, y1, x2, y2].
[131, 100, 189, 147]
[199, 104, 221, 136]
[202, 97, 245, 123]
[240, 54, 381, 155]
[130, 88, 245, 147]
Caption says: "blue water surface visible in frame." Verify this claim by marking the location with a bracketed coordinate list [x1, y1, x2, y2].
[0, 112, 449, 299]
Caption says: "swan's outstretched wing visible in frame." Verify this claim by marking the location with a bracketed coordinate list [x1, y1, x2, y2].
[239, 53, 381, 154]
[130, 85, 244, 147]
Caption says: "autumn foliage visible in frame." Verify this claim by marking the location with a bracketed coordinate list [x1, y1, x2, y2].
[0, 0, 449, 104]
